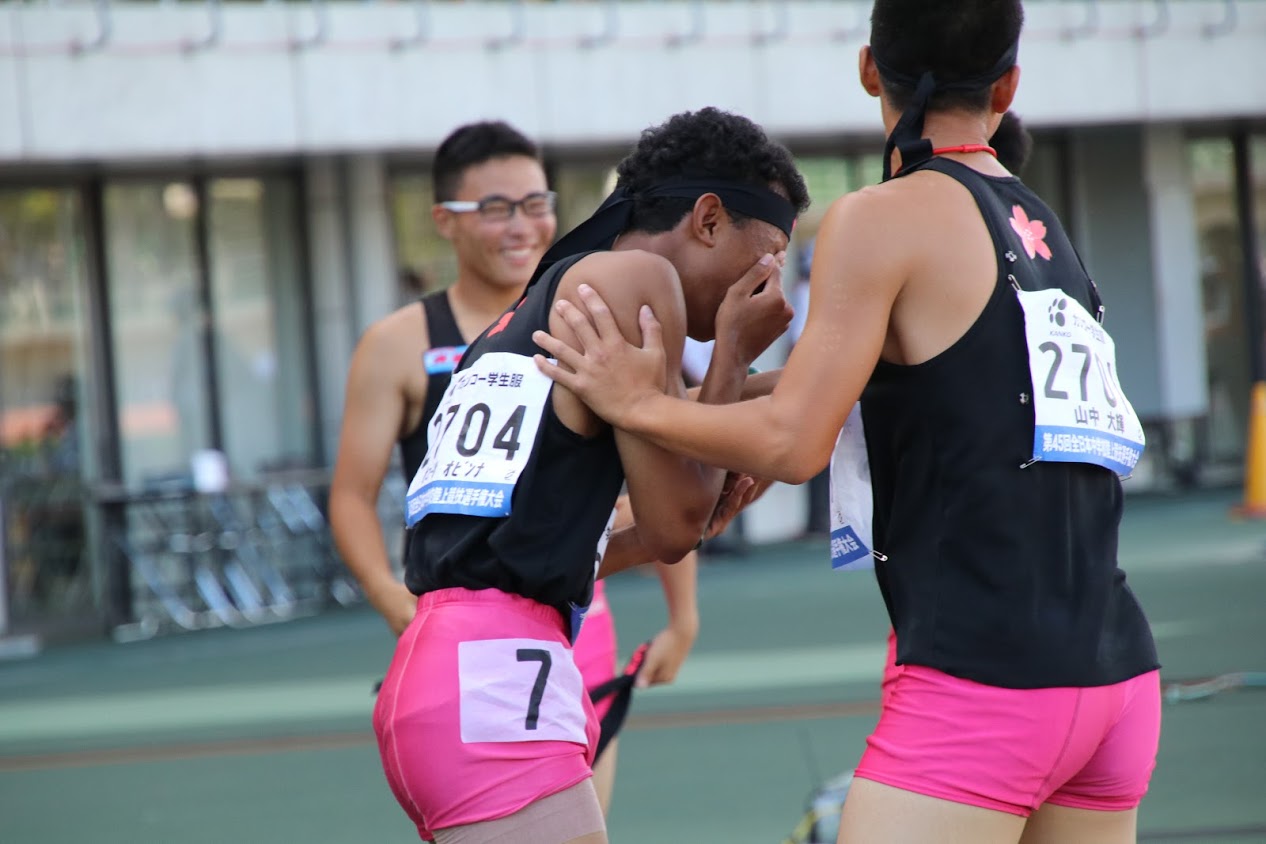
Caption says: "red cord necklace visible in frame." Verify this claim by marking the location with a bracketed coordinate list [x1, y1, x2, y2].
[931, 144, 998, 158]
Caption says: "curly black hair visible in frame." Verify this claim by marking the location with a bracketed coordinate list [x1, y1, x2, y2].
[990, 110, 1033, 174]
[432, 121, 540, 203]
[871, 0, 1024, 113]
[614, 107, 810, 235]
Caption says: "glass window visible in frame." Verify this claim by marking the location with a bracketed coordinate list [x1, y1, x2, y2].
[1190, 138, 1251, 463]
[0, 188, 96, 623]
[208, 177, 315, 478]
[104, 182, 210, 488]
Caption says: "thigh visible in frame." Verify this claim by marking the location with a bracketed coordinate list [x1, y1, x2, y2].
[837, 778, 1026, 844]
[434, 779, 607, 844]
[590, 736, 619, 816]
[1019, 804, 1138, 844]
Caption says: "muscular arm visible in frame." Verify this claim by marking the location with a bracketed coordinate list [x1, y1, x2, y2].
[542, 192, 906, 485]
[328, 321, 418, 635]
[552, 251, 723, 564]
[686, 368, 782, 403]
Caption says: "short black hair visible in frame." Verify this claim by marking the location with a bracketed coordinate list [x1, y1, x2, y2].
[990, 111, 1033, 173]
[871, 0, 1024, 113]
[613, 107, 810, 235]
[432, 121, 540, 203]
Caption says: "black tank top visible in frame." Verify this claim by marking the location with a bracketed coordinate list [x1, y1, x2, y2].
[403, 253, 625, 620]
[862, 157, 1158, 689]
[399, 290, 467, 483]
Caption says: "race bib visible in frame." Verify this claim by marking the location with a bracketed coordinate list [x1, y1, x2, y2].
[1017, 289, 1145, 476]
[828, 403, 876, 572]
[405, 353, 552, 527]
[458, 638, 588, 745]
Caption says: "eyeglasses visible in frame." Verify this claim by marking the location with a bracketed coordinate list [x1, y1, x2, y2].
[439, 191, 557, 221]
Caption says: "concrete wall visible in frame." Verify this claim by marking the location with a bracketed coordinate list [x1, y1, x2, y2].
[1, 0, 1263, 164]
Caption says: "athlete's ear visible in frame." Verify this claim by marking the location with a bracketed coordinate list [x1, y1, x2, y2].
[991, 65, 1020, 115]
[689, 193, 725, 247]
[859, 46, 882, 98]
[432, 205, 458, 241]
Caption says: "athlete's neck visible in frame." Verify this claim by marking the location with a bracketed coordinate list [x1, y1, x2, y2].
[886, 108, 1007, 176]
[447, 275, 525, 340]
[610, 230, 667, 255]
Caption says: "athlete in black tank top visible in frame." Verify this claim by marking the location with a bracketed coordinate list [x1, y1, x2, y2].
[405, 254, 626, 622]
[399, 290, 468, 483]
[862, 157, 1156, 688]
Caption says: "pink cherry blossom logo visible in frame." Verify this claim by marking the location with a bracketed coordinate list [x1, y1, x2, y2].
[1009, 205, 1053, 261]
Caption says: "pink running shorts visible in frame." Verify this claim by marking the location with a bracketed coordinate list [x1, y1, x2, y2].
[572, 579, 619, 722]
[859, 633, 1161, 816]
[373, 588, 600, 841]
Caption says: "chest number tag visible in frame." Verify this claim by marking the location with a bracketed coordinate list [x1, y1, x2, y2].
[406, 352, 552, 527]
[1017, 289, 1145, 476]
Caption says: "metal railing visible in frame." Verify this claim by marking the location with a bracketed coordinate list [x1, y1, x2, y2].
[99, 470, 367, 641]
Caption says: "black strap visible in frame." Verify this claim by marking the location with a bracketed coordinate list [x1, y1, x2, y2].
[530, 176, 798, 287]
[420, 289, 465, 349]
[874, 41, 1020, 181]
[588, 640, 651, 761]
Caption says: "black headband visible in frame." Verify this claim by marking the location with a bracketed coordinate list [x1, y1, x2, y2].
[873, 40, 1019, 181]
[529, 176, 798, 286]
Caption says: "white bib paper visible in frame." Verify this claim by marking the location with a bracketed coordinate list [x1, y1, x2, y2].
[406, 352, 552, 527]
[828, 403, 876, 572]
[1016, 289, 1145, 476]
[458, 638, 588, 745]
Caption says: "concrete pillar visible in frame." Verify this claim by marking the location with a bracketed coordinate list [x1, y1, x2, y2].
[304, 156, 354, 464]
[1143, 124, 1209, 419]
[345, 154, 398, 338]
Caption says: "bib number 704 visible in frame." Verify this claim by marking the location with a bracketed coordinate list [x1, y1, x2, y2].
[436, 402, 527, 461]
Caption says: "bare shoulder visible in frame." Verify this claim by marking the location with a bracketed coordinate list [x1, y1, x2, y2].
[565, 249, 680, 303]
[811, 186, 919, 301]
[548, 249, 687, 358]
[821, 181, 919, 232]
[361, 301, 427, 356]
[349, 301, 428, 384]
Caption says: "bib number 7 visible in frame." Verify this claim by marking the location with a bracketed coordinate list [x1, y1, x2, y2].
[458, 638, 588, 745]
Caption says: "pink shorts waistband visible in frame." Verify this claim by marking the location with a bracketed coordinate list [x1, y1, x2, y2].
[419, 587, 566, 632]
